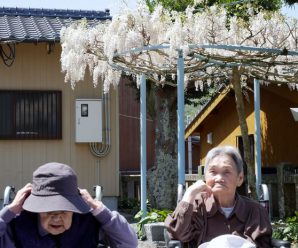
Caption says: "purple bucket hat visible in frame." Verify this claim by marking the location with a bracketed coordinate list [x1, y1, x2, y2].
[23, 162, 90, 213]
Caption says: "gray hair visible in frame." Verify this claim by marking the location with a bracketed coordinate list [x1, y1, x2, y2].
[204, 146, 244, 174]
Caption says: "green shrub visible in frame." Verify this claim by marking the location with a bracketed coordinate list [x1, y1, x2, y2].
[134, 208, 172, 240]
[118, 198, 140, 215]
[272, 211, 298, 245]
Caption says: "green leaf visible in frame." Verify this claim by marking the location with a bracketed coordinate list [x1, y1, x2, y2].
[134, 210, 143, 220]
[283, 227, 291, 234]
[287, 216, 296, 222]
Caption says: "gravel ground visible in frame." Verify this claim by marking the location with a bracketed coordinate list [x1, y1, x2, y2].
[138, 240, 160, 247]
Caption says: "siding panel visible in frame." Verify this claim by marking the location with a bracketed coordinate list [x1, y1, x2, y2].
[0, 43, 118, 197]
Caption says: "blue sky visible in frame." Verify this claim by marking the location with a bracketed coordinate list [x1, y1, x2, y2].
[0, 0, 296, 17]
[0, 0, 137, 15]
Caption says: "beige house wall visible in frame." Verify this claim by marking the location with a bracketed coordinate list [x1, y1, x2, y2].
[0, 43, 119, 199]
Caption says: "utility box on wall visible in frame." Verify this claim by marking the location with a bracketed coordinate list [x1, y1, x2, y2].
[75, 99, 102, 143]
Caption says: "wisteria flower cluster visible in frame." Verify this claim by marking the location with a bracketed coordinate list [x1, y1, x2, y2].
[60, 2, 298, 92]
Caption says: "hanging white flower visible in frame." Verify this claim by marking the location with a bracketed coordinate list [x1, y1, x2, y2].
[60, 2, 298, 92]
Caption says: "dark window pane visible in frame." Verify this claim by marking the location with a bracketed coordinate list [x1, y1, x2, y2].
[0, 90, 62, 139]
[0, 93, 13, 137]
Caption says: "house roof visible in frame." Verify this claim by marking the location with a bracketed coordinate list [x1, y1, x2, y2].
[0, 7, 111, 42]
[185, 86, 232, 139]
[185, 83, 298, 139]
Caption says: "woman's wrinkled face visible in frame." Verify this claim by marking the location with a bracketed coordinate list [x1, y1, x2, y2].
[39, 211, 73, 235]
[205, 154, 243, 197]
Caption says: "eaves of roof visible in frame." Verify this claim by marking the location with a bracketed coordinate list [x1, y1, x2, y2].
[0, 7, 111, 43]
[185, 86, 232, 139]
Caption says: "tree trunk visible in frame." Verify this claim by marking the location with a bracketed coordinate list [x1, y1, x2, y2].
[147, 85, 178, 209]
[231, 68, 257, 199]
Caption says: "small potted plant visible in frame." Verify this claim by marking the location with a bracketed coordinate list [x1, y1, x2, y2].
[134, 208, 172, 242]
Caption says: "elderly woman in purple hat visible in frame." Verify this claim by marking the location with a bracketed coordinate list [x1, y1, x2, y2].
[0, 162, 138, 247]
[165, 146, 272, 248]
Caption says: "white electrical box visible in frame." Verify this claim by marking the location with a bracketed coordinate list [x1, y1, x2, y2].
[75, 99, 102, 143]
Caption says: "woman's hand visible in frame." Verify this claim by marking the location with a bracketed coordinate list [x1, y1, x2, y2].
[182, 180, 213, 204]
[8, 183, 32, 215]
[79, 188, 102, 210]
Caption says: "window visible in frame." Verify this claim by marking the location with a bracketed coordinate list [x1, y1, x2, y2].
[0, 90, 62, 139]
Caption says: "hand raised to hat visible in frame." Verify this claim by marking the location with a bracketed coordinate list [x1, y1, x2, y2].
[8, 183, 32, 215]
[79, 188, 102, 211]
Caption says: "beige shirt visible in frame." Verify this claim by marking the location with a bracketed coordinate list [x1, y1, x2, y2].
[165, 194, 272, 248]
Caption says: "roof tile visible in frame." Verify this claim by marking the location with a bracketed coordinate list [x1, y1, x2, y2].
[0, 7, 111, 42]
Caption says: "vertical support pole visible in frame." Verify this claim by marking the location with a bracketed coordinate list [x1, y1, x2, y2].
[177, 50, 185, 202]
[254, 78, 262, 198]
[188, 136, 192, 174]
[140, 74, 147, 217]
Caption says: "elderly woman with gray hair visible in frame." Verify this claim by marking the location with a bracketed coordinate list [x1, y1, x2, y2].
[0, 162, 137, 248]
[165, 146, 272, 248]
